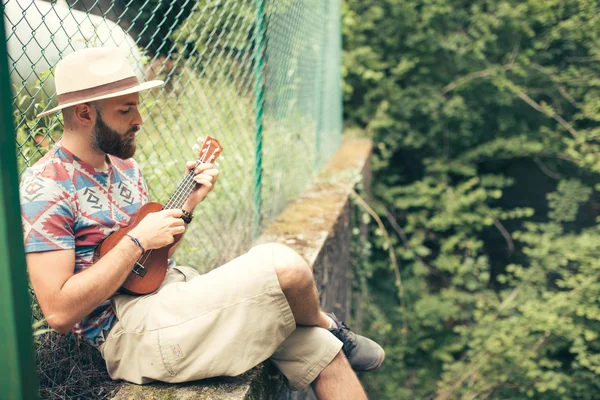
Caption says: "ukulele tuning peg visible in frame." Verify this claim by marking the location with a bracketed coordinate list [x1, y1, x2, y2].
[214, 161, 220, 166]
[197, 136, 204, 143]
[192, 144, 200, 152]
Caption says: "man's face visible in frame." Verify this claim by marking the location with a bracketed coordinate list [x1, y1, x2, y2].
[91, 93, 142, 160]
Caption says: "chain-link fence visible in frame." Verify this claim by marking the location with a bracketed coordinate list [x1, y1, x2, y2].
[4, 0, 342, 270]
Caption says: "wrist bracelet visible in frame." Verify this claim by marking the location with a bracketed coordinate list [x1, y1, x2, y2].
[181, 209, 193, 224]
[126, 234, 146, 253]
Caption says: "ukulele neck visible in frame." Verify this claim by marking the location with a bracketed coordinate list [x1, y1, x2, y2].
[162, 168, 200, 210]
[161, 136, 222, 211]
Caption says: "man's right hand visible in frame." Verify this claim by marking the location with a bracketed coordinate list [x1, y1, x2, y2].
[129, 209, 186, 250]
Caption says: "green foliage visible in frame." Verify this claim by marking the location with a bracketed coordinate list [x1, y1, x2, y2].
[343, 0, 600, 398]
[13, 69, 63, 174]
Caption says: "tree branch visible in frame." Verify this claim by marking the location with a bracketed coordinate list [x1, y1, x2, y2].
[441, 62, 580, 138]
[491, 217, 515, 255]
[515, 90, 579, 138]
[509, 35, 520, 66]
[533, 157, 561, 179]
[349, 189, 409, 359]
[566, 56, 600, 63]
[381, 206, 449, 282]
[441, 64, 514, 95]
[529, 63, 579, 108]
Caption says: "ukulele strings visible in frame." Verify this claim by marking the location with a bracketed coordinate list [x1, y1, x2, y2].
[136, 145, 214, 268]
[163, 145, 215, 209]
[164, 149, 215, 209]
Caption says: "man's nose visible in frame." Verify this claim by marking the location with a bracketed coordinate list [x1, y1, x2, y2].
[132, 108, 143, 127]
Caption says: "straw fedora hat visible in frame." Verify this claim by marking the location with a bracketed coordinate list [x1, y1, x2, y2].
[37, 47, 163, 117]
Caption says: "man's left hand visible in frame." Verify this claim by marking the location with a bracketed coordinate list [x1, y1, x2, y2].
[182, 161, 220, 212]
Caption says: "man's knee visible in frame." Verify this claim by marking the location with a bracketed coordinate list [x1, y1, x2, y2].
[259, 242, 313, 291]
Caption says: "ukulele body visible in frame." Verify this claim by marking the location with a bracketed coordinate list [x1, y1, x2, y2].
[98, 201, 182, 295]
[96, 135, 222, 296]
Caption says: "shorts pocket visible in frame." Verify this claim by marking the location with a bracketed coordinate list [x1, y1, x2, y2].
[171, 265, 200, 282]
[156, 325, 204, 381]
[157, 330, 185, 377]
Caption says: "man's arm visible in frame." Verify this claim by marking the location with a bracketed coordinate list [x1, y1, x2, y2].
[28, 209, 185, 333]
[28, 239, 142, 333]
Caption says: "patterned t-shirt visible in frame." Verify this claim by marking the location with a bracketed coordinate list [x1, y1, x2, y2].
[19, 142, 149, 346]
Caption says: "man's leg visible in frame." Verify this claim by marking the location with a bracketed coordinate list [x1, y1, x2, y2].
[270, 243, 333, 328]
[268, 243, 385, 373]
[101, 254, 298, 384]
[313, 351, 367, 400]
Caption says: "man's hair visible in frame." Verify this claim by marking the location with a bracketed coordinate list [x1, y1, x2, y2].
[61, 106, 75, 126]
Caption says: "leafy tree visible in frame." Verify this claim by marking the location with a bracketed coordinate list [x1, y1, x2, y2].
[343, 0, 600, 398]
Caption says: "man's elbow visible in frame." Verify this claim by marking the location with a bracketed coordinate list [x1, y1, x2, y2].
[45, 314, 74, 334]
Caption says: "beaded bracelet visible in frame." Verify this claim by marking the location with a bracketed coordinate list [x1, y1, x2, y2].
[125, 234, 146, 253]
[181, 209, 194, 224]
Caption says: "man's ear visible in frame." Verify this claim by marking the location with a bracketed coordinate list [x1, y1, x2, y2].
[73, 103, 95, 126]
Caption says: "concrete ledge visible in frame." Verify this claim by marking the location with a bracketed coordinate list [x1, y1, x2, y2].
[112, 365, 275, 400]
[112, 137, 372, 400]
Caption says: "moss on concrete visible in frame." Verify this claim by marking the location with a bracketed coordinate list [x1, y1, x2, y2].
[257, 138, 372, 266]
[112, 376, 252, 400]
[112, 364, 276, 400]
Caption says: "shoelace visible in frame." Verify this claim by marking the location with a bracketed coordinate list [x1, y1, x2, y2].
[330, 321, 358, 355]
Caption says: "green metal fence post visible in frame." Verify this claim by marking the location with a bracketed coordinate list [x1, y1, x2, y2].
[314, 1, 328, 170]
[253, 0, 266, 237]
[0, 4, 40, 399]
[336, 0, 343, 150]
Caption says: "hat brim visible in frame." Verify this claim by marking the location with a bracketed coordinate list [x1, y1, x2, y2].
[36, 80, 164, 118]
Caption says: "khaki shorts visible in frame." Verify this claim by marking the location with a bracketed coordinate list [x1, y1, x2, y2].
[98, 243, 342, 390]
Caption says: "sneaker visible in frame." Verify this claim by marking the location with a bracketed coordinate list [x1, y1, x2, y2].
[326, 312, 385, 372]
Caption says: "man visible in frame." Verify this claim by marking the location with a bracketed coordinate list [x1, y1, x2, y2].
[19, 47, 384, 399]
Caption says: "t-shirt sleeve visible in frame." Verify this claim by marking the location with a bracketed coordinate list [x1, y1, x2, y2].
[19, 174, 76, 253]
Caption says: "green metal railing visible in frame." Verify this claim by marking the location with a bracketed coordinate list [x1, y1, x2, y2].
[253, 0, 265, 237]
[0, 6, 39, 399]
[5, 0, 342, 269]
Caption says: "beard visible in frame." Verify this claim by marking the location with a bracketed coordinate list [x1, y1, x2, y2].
[91, 111, 139, 160]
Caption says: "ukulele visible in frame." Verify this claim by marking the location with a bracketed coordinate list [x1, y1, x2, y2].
[97, 136, 223, 295]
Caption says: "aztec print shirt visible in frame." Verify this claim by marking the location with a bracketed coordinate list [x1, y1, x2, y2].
[19, 142, 149, 346]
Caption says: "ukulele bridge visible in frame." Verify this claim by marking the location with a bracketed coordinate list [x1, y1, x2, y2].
[132, 262, 147, 277]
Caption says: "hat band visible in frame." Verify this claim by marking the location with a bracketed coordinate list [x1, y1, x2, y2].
[57, 76, 140, 105]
